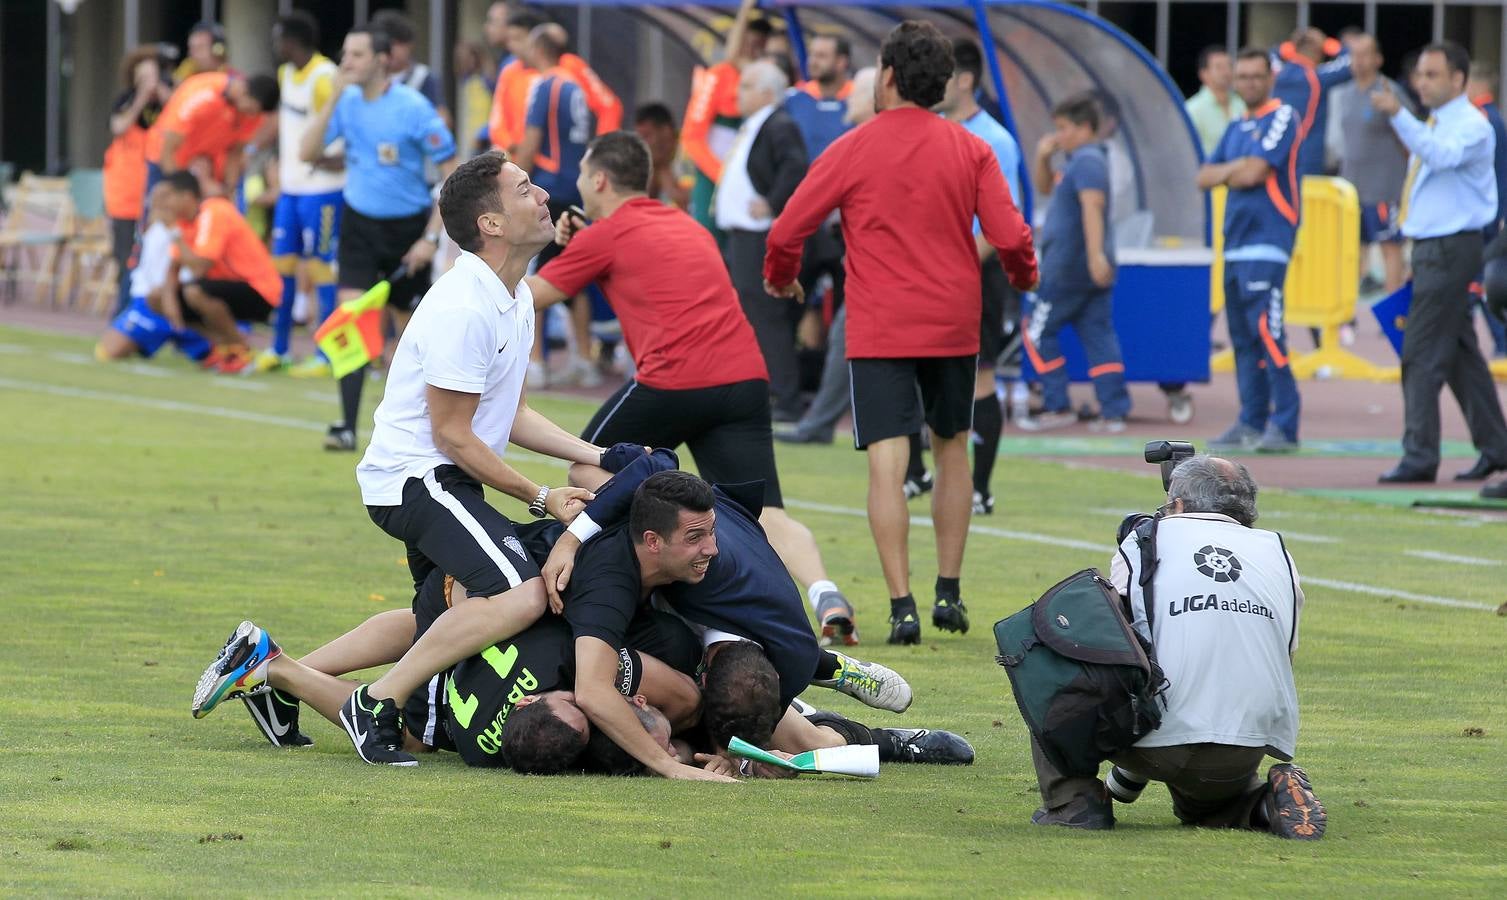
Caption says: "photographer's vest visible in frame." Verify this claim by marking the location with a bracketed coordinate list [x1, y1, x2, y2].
[1118, 514, 1301, 760]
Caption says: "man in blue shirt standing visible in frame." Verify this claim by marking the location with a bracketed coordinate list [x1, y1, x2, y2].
[1199, 48, 1303, 453]
[301, 26, 457, 451]
[1370, 43, 1507, 488]
[1023, 92, 1131, 433]
[930, 37, 1023, 515]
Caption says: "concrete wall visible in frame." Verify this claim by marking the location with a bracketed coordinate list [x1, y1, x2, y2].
[66, 1, 126, 170]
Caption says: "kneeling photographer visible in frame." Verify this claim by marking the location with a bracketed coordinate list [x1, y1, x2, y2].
[1028, 448, 1326, 839]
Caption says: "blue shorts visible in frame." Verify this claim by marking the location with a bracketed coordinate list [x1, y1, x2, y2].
[271, 190, 343, 266]
[1360, 201, 1401, 244]
[111, 297, 213, 360]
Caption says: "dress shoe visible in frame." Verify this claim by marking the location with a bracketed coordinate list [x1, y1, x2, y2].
[1453, 454, 1507, 481]
[1378, 464, 1436, 484]
[1482, 478, 1507, 499]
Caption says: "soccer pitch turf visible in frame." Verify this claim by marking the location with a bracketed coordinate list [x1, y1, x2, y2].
[1, 324, 1503, 896]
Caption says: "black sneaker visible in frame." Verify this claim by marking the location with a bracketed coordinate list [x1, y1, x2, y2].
[874, 727, 974, 764]
[338, 685, 417, 766]
[242, 688, 313, 748]
[932, 597, 970, 634]
[1031, 784, 1116, 830]
[1264, 763, 1326, 840]
[902, 470, 934, 500]
[887, 607, 921, 645]
[323, 424, 356, 452]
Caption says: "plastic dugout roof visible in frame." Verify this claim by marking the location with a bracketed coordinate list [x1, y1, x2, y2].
[543, 0, 1206, 245]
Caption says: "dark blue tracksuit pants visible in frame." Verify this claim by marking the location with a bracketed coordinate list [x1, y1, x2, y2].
[1225, 259, 1301, 440]
[1027, 286, 1131, 419]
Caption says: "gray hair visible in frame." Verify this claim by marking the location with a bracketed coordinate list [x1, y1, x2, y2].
[1167, 455, 1258, 526]
[743, 59, 790, 97]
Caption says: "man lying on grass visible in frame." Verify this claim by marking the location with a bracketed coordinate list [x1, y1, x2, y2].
[190, 569, 971, 775]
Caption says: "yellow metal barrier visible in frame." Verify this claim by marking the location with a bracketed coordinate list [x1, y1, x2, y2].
[1209, 177, 1394, 381]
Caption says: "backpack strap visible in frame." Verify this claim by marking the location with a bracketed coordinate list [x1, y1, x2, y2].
[1133, 515, 1161, 635]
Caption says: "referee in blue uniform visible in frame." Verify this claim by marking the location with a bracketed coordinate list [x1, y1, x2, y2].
[1370, 42, 1507, 486]
[300, 25, 458, 450]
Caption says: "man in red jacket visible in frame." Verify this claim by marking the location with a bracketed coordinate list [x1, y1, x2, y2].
[764, 21, 1038, 645]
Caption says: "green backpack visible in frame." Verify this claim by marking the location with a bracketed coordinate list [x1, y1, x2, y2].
[994, 566, 1166, 777]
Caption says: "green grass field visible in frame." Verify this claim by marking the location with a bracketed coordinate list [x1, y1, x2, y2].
[2, 323, 1504, 896]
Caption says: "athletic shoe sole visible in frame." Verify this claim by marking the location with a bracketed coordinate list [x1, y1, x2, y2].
[1267, 764, 1326, 840]
[191, 621, 279, 719]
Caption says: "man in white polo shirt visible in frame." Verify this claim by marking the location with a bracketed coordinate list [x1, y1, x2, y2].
[1029, 456, 1327, 840]
[341, 151, 605, 765]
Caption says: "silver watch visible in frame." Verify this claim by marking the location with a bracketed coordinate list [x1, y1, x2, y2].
[528, 486, 550, 518]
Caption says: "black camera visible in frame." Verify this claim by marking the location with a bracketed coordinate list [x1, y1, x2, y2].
[1145, 440, 1196, 491]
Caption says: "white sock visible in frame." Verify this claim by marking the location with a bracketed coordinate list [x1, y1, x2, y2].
[807, 579, 839, 613]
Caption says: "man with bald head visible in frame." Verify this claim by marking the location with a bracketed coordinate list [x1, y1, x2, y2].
[1030, 455, 1326, 840]
[1274, 26, 1353, 180]
[716, 59, 811, 423]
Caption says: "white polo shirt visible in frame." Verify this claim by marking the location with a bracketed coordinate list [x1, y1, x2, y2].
[356, 251, 535, 506]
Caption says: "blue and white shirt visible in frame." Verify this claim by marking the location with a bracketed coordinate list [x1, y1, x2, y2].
[1212, 99, 1301, 261]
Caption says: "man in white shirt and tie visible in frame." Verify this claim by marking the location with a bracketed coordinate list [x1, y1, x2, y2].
[1372, 42, 1507, 486]
[716, 60, 810, 422]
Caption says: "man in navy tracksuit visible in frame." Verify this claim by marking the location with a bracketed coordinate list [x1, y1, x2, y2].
[1200, 49, 1303, 453]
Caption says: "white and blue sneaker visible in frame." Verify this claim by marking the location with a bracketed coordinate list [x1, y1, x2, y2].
[191, 621, 282, 719]
[813, 652, 913, 713]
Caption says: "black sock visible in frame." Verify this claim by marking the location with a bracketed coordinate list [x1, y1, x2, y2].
[807, 710, 874, 746]
[936, 576, 961, 602]
[906, 433, 926, 481]
[890, 594, 916, 619]
[339, 365, 366, 432]
[814, 648, 843, 680]
[971, 394, 1003, 495]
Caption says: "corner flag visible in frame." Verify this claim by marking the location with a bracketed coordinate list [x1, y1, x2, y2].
[313, 265, 407, 379]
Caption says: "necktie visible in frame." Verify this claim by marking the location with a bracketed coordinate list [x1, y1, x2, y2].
[1397, 114, 1436, 227]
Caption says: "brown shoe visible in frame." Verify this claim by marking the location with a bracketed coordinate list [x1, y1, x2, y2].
[1264, 764, 1326, 840]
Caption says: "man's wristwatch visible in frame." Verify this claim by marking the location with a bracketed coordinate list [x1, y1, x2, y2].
[424, 230, 441, 245]
[528, 486, 550, 518]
